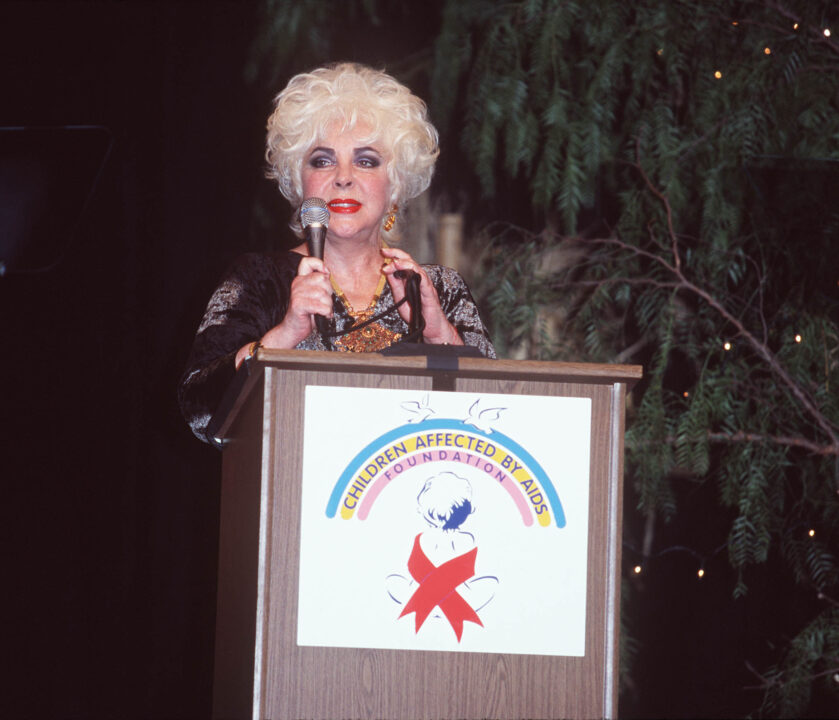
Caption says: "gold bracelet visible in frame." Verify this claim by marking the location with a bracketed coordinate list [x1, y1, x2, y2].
[247, 340, 262, 361]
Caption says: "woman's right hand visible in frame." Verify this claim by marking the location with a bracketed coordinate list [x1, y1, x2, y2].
[235, 256, 332, 367]
[267, 255, 333, 345]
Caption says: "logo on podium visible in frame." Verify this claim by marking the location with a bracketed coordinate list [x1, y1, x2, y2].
[298, 388, 591, 656]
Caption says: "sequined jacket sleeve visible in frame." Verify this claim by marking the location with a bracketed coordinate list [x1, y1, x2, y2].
[178, 251, 302, 443]
[422, 265, 496, 360]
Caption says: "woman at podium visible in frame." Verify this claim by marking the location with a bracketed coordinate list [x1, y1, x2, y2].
[179, 63, 495, 443]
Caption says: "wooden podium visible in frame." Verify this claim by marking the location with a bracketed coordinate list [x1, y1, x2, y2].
[209, 349, 641, 720]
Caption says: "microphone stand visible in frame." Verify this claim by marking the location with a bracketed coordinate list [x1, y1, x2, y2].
[403, 271, 424, 342]
[382, 270, 482, 359]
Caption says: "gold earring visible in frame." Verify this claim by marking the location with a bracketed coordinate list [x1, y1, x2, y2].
[383, 205, 398, 232]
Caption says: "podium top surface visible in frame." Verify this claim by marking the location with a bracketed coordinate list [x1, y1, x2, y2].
[255, 348, 642, 384]
[210, 349, 641, 444]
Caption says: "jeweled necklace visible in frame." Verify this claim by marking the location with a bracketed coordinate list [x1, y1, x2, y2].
[330, 269, 402, 352]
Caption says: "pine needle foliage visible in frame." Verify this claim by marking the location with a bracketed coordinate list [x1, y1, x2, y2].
[759, 608, 839, 716]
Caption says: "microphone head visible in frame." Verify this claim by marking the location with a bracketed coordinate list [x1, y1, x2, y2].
[300, 197, 329, 229]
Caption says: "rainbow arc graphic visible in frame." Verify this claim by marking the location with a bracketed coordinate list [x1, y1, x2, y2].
[325, 419, 566, 528]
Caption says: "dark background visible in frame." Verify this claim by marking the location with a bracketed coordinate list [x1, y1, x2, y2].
[2, 3, 261, 716]
[2, 2, 832, 718]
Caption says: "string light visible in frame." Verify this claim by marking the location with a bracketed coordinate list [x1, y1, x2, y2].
[809, 529, 816, 537]
[683, 391, 690, 398]
[764, 47, 772, 55]
[724, 341, 732, 351]
[795, 334, 802, 343]
[793, 22, 799, 30]
[657, 48, 664, 56]
[714, 70, 723, 79]
[622, 542, 727, 584]
[825, 28, 832, 37]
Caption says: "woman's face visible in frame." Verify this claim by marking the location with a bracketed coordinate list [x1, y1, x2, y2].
[301, 123, 391, 245]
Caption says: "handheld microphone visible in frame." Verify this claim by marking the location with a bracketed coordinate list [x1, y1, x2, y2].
[299, 198, 330, 338]
[301, 197, 329, 259]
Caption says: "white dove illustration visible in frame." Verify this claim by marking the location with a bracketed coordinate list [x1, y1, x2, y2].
[462, 399, 506, 433]
[401, 394, 435, 423]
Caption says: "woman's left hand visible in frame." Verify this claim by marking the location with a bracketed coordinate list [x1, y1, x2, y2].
[381, 247, 464, 346]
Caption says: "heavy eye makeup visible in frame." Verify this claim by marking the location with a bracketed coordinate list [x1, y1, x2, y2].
[305, 146, 383, 169]
[307, 148, 335, 168]
[354, 147, 382, 168]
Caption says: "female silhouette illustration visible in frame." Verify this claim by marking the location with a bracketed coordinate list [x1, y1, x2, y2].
[386, 471, 498, 641]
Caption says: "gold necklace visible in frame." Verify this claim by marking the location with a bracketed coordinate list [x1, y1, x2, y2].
[330, 271, 402, 352]
[330, 272, 387, 315]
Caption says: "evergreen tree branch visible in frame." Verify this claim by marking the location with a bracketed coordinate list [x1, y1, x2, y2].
[566, 278, 679, 291]
[681, 275, 839, 452]
[743, 253, 770, 346]
[677, 117, 729, 164]
[636, 137, 681, 273]
[652, 431, 839, 456]
[745, 663, 839, 691]
[627, 156, 839, 471]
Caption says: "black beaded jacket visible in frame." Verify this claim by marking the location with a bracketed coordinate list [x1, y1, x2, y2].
[178, 251, 496, 443]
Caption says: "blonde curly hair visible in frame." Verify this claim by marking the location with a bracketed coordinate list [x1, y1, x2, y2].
[266, 63, 439, 232]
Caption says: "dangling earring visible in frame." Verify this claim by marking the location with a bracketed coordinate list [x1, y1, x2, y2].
[383, 204, 398, 232]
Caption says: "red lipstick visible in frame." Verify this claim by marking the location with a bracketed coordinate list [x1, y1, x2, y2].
[328, 198, 362, 214]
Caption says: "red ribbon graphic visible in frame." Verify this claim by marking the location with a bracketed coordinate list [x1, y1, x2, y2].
[399, 534, 483, 641]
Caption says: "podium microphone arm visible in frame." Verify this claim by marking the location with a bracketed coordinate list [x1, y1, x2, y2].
[396, 269, 424, 342]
